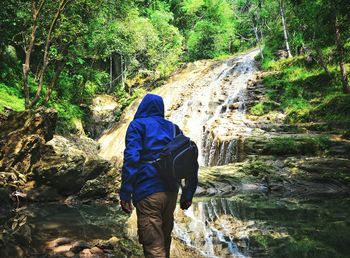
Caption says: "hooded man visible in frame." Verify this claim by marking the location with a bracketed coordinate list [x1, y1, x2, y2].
[120, 93, 198, 258]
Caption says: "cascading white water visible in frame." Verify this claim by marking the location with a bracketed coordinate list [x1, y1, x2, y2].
[174, 199, 250, 258]
[200, 50, 258, 166]
[98, 49, 259, 167]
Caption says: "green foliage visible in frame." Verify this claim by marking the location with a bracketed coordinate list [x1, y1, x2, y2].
[50, 101, 83, 134]
[308, 94, 350, 123]
[0, 83, 25, 112]
[115, 86, 145, 110]
[256, 45, 350, 127]
[184, 0, 236, 60]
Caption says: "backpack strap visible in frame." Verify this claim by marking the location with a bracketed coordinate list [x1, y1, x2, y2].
[173, 123, 182, 137]
[173, 123, 176, 139]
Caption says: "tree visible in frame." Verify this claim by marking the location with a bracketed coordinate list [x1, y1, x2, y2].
[278, 0, 292, 57]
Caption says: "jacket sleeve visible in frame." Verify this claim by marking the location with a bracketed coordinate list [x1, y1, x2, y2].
[120, 122, 143, 201]
[180, 162, 199, 202]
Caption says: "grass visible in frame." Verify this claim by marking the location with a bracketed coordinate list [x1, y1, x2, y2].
[250, 46, 350, 129]
[0, 83, 25, 112]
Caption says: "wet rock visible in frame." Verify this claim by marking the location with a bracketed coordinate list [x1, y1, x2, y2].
[228, 102, 241, 110]
[78, 177, 108, 199]
[0, 108, 114, 200]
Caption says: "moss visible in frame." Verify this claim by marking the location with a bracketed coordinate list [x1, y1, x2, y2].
[242, 159, 272, 177]
[250, 100, 280, 116]
[49, 101, 84, 134]
[116, 238, 143, 257]
[265, 136, 331, 156]
[307, 94, 350, 123]
[274, 237, 340, 258]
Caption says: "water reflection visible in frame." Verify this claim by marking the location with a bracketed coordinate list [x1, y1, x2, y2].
[1, 194, 350, 257]
[173, 194, 350, 258]
[0, 204, 131, 257]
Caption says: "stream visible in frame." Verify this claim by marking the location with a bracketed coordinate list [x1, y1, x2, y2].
[1, 193, 350, 257]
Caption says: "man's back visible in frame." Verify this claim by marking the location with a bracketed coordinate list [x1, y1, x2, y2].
[120, 94, 179, 202]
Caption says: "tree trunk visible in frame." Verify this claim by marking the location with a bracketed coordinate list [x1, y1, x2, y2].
[279, 0, 292, 58]
[121, 54, 125, 90]
[22, 0, 46, 108]
[30, 0, 71, 108]
[113, 53, 123, 89]
[335, 14, 350, 94]
[253, 24, 264, 60]
[109, 55, 113, 92]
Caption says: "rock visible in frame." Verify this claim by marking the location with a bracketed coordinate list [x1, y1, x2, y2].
[79, 248, 93, 257]
[70, 241, 90, 253]
[106, 236, 120, 246]
[228, 102, 241, 110]
[78, 176, 109, 199]
[26, 185, 61, 201]
[275, 49, 288, 59]
[90, 247, 104, 255]
[0, 107, 113, 199]
[64, 251, 75, 257]
[53, 244, 73, 253]
[83, 95, 120, 139]
[31, 135, 111, 195]
[0, 108, 57, 176]
[48, 238, 72, 249]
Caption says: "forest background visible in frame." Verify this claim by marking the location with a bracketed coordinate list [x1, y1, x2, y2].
[1, 0, 350, 134]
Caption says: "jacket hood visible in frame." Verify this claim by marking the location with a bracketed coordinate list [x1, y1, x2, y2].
[134, 93, 164, 119]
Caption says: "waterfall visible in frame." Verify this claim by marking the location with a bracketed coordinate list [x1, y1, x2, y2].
[98, 49, 259, 167]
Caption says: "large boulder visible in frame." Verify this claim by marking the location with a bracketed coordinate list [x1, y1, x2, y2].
[30, 135, 111, 196]
[83, 95, 120, 139]
[0, 108, 57, 177]
[0, 108, 115, 201]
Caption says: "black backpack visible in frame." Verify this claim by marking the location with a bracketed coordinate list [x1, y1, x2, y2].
[152, 124, 198, 181]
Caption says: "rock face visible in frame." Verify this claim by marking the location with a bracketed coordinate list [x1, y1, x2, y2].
[0, 108, 114, 201]
[83, 94, 120, 139]
[0, 108, 57, 176]
[31, 135, 110, 195]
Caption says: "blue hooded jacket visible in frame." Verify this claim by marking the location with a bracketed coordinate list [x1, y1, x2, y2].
[120, 93, 198, 202]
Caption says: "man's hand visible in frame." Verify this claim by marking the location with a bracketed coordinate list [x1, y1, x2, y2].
[120, 200, 133, 214]
[180, 200, 192, 210]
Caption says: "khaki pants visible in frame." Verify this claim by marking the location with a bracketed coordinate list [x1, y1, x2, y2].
[135, 192, 178, 258]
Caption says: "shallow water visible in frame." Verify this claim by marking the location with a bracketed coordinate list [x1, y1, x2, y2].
[174, 194, 350, 258]
[1, 193, 350, 257]
[0, 204, 131, 257]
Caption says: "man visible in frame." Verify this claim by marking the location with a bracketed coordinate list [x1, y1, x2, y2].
[119, 93, 198, 258]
